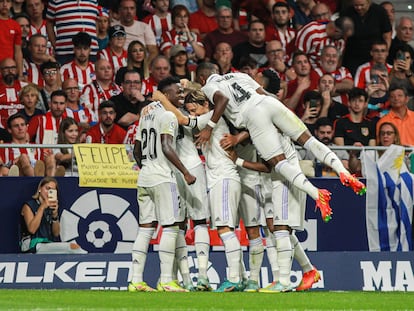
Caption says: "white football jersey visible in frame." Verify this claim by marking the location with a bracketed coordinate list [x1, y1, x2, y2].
[235, 142, 261, 188]
[136, 101, 178, 187]
[175, 111, 202, 170]
[197, 111, 240, 188]
[201, 72, 265, 129]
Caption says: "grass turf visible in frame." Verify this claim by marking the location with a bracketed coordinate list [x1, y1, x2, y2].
[1, 290, 414, 310]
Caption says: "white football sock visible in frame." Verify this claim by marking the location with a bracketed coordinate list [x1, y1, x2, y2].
[290, 234, 313, 273]
[176, 229, 192, 286]
[264, 231, 279, 282]
[303, 136, 348, 175]
[159, 226, 179, 283]
[220, 231, 241, 283]
[194, 224, 210, 279]
[131, 227, 154, 283]
[274, 230, 293, 286]
[275, 159, 319, 200]
[248, 237, 264, 283]
[240, 248, 248, 281]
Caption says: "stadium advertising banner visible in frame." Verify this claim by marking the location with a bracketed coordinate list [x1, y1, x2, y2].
[0, 177, 368, 254]
[0, 252, 413, 291]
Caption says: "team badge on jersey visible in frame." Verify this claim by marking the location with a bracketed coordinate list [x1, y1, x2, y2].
[361, 127, 369, 137]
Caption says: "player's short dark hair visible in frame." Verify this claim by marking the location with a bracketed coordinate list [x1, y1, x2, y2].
[158, 76, 181, 93]
[72, 32, 92, 48]
[196, 62, 217, 77]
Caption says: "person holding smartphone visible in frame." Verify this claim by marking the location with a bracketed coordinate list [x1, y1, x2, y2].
[19, 177, 86, 254]
[389, 44, 414, 110]
[300, 90, 327, 133]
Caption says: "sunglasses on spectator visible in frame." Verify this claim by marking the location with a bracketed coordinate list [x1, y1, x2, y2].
[43, 70, 57, 76]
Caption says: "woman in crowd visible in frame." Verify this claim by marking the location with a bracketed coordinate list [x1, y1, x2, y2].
[349, 122, 402, 175]
[115, 40, 149, 85]
[169, 44, 193, 81]
[20, 177, 86, 254]
[54, 117, 80, 176]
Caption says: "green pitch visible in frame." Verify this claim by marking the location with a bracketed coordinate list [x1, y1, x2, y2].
[1, 290, 414, 310]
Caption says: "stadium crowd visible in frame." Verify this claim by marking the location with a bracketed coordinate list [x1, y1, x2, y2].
[3, 0, 413, 293]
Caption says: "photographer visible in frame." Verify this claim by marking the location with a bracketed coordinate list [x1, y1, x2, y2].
[20, 177, 86, 254]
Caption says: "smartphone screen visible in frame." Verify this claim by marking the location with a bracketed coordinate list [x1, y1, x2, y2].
[397, 51, 405, 60]
[309, 99, 318, 108]
[48, 189, 57, 201]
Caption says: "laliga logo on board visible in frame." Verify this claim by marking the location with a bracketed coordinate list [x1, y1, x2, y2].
[60, 190, 138, 253]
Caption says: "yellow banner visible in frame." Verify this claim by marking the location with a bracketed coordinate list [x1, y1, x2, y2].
[73, 144, 138, 188]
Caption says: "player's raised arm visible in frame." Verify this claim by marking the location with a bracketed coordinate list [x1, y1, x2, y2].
[152, 90, 197, 127]
[195, 90, 229, 146]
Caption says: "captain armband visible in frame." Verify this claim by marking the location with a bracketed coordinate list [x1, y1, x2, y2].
[187, 116, 197, 128]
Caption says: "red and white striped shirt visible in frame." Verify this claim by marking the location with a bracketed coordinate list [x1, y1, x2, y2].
[314, 66, 354, 105]
[123, 121, 139, 145]
[80, 80, 122, 113]
[295, 21, 346, 68]
[97, 47, 127, 75]
[354, 61, 393, 89]
[29, 20, 47, 38]
[142, 13, 172, 46]
[23, 59, 44, 88]
[28, 111, 66, 144]
[29, 21, 53, 55]
[65, 106, 97, 125]
[60, 61, 96, 91]
[142, 76, 156, 96]
[159, 29, 203, 54]
[266, 27, 297, 60]
[0, 80, 26, 112]
[0, 145, 39, 166]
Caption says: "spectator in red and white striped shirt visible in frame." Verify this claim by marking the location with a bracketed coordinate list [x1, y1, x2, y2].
[142, 55, 171, 96]
[295, 16, 354, 68]
[354, 40, 393, 90]
[266, 1, 297, 61]
[26, 0, 46, 36]
[0, 113, 40, 176]
[314, 45, 354, 106]
[0, 58, 27, 114]
[142, 0, 172, 47]
[98, 25, 128, 76]
[160, 4, 205, 63]
[28, 89, 67, 176]
[60, 32, 96, 91]
[26, 0, 52, 56]
[81, 59, 122, 114]
[23, 34, 56, 89]
[63, 78, 97, 135]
